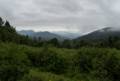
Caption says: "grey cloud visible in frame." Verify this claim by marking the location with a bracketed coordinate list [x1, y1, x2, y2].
[0, 0, 120, 33]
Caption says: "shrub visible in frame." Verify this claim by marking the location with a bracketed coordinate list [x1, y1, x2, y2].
[27, 47, 67, 74]
[74, 48, 120, 81]
[21, 69, 72, 81]
[0, 43, 30, 81]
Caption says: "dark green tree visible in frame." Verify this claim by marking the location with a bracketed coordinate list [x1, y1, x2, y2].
[5, 21, 11, 27]
[0, 17, 4, 26]
[49, 38, 59, 47]
[62, 39, 72, 48]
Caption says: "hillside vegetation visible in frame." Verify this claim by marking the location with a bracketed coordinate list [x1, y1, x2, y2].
[0, 17, 120, 81]
[0, 43, 120, 81]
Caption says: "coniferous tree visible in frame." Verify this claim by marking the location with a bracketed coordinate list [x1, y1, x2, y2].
[5, 21, 11, 27]
[0, 17, 4, 26]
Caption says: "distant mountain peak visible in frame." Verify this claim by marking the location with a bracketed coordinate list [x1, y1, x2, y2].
[75, 27, 120, 41]
[103, 27, 112, 31]
[17, 30, 67, 41]
[96, 27, 120, 33]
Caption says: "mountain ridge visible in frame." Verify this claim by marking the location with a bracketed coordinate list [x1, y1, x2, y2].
[17, 30, 67, 41]
[75, 27, 120, 41]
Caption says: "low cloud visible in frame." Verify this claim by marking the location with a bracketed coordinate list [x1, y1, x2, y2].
[0, 0, 120, 33]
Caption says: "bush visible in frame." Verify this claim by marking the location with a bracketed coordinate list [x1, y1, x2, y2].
[27, 47, 67, 74]
[21, 69, 72, 81]
[74, 48, 120, 81]
[0, 43, 30, 81]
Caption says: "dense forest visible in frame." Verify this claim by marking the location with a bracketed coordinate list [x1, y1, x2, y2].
[0, 17, 120, 81]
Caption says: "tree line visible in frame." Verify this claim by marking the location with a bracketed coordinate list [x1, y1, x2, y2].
[0, 17, 120, 49]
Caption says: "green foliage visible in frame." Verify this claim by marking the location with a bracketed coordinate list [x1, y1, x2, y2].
[0, 43, 30, 81]
[62, 39, 72, 48]
[0, 17, 34, 46]
[26, 47, 67, 74]
[73, 48, 120, 81]
[21, 69, 72, 81]
[48, 38, 60, 47]
[0, 43, 120, 81]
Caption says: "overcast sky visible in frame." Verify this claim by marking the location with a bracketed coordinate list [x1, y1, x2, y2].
[0, 0, 120, 34]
